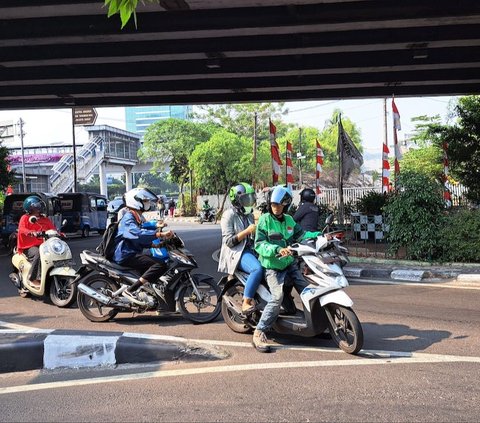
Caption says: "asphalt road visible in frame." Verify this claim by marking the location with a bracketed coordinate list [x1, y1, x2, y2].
[0, 222, 479, 422]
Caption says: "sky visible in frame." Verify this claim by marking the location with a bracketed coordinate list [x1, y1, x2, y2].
[0, 96, 458, 171]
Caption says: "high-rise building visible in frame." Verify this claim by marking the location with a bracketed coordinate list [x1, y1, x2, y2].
[125, 105, 192, 139]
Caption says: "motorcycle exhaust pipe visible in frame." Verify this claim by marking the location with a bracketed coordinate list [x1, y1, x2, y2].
[77, 283, 114, 306]
[9, 272, 21, 289]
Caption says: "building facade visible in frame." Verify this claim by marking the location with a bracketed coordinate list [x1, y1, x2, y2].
[125, 105, 192, 139]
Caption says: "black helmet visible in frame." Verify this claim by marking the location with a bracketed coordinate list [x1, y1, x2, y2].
[300, 188, 316, 203]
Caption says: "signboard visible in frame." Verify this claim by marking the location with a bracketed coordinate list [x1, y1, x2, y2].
[0, 120, 14, 140]
[73, 107, 97, 126]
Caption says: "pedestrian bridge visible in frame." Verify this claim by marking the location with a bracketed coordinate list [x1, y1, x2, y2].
[9, 125, 141, 195]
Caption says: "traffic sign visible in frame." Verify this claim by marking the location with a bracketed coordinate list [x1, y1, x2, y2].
[73, 107, 97, 126]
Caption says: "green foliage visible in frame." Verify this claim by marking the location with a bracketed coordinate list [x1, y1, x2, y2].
[399, 145, 443, 180]
[138, 172, 178, 194]
[355, 191, 387, 215]
[1, 143, 17, 192]
[140, 118, 214, 189]
[438, 208, 480, 263]
[383, 171, 445, 261]
[190, 129, 252, 194]
[426, 95, 480, 203]
[104, 0, 159, 28]
[176, 193, 196, 217]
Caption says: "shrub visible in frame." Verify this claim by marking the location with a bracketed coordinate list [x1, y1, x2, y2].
[355, 191, 387, 215]
[438, 208, 480, 262]
[383, 171, 446, 261]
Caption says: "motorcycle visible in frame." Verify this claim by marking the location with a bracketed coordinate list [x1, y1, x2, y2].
[9, 229, 78, 307]
[76, 233, 222, 324]
[199, 208, 216, 224]
[220, 225, 364, 354]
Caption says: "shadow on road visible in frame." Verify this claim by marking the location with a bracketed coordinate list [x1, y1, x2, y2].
[362, 321, 452, 352]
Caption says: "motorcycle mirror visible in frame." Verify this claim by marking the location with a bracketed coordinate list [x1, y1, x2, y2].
[268, 232, 283, 241]
[325, 214, 334, 225]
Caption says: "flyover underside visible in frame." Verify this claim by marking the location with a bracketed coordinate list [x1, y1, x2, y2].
[1, 0, 480, 109]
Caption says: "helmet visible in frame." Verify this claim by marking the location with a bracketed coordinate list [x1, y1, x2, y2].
[300, 188, 316, 203]
[23, 195, 46, 215]
[229, 183, 256, 214]
[123, 188, 158, 212]
[268, 185, 293, 212]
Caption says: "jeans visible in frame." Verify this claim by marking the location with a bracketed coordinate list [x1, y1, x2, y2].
[256, 263, 309, 333]
[238, 251, 263, 299]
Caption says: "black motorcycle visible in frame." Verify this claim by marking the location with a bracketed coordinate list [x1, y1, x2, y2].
[76, 234, 221, 324]
[199, 208, 216, 224]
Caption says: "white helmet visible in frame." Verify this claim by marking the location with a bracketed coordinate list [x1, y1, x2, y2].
[123, 188, 158, 212]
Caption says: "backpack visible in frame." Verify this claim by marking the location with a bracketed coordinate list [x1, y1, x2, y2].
[96, 221, 119, 260]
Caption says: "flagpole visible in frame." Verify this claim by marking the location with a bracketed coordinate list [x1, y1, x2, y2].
[337, 114, 344, 225]
[285, 140, 288, 184]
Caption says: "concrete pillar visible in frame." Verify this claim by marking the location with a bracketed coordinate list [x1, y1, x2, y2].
[124, 165, 133, 191]
[99, 160, 108, 198]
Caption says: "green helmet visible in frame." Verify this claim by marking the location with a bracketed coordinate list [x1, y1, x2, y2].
[23, 195, 46, 214]
[229, 183, 256, 214]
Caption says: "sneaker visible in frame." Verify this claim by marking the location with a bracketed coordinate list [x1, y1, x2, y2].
[241, 299, 255, 314]
[122, 290, 147, 306]
[252, 330, 271, 353]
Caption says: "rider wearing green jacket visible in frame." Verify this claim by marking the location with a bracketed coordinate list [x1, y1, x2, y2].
[253, 185, 320, 352]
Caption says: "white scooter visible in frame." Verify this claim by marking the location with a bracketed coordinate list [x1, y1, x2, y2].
[220, 222, 364, 354]
[9, 227, 78, 307]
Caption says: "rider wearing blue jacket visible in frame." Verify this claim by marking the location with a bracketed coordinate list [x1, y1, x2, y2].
[113, 188, 173, 305]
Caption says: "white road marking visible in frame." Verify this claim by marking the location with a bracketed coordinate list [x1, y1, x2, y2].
[0, 351, 479, 395]
[0, 321, 51, 333]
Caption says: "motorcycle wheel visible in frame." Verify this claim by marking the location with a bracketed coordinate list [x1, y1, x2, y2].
[49, 275, 77, 308]
[221, 284, 253, 334]
[177, 275, 221, 324]
[77, 274, 119, 322]
[325, 304, 363, 355]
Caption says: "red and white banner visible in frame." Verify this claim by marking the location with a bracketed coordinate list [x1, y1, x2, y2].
[315, 140, 324, 196]
[442, 141, 452, 208]
[285, 141, 294, 190]
[382, 142, 390, 194]
[392, 98, 402, 179]
[269, 119, 282, 185]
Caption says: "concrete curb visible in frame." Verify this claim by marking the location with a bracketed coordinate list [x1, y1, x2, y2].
[0, 330, 227, 374]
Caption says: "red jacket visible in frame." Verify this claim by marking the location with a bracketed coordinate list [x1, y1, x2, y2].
[17, 214, 56, 254]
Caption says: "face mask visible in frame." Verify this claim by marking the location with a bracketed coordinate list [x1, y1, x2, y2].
[143, 200, 151, 211]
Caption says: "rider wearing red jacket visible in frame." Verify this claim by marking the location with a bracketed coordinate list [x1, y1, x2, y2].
[17, 195, 56, 286]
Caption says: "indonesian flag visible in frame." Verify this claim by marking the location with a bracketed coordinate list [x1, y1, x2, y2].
[382, 142, 390, 194]
[269, 119, 282, 185]
[392, 98, 402, 177]
[443, 141, 452, 208]
[285, 141, 294, 190]
[315, 140, 324, 196]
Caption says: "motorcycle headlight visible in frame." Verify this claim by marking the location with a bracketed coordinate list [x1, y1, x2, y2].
[50, 239, 67, 255]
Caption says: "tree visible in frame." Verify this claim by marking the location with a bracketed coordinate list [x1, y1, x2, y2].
[195, 103, 291, 143]
[1, 143, 16, 192]
[139, 118, 215, 208]
[189, 129, 252, 211]
[426, 95, 480, 203]
[399, 145, 443, 180]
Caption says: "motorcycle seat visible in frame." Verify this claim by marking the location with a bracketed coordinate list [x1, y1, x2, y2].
[82, 250, 137, 271]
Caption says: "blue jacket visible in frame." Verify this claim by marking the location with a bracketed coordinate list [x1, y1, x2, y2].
[113, 210, 157, 264]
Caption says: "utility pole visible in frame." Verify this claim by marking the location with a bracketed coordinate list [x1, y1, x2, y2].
[71, 108, 78, 193]
[17, 118, 27, 192]
[298, 127, 303, 186]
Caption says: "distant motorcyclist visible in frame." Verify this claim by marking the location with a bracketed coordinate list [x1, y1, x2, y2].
[17, 195, 56, 287]
[202, 199, 213, 219]
[113, 188, 174, 305]
[293, 188, 319, 231]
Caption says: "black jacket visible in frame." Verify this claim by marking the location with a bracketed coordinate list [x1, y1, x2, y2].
[293, 202, 319, 231]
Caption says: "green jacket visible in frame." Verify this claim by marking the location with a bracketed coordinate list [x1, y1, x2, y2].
[255, 212, 320, 271]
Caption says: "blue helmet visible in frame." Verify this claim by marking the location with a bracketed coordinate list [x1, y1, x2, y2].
[268, 185, 293, 211]
[23, 195, 46, 215]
